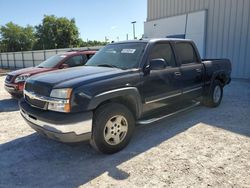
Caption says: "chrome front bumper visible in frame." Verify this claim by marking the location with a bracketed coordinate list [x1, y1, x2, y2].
[19, 99, 93, 143]
[4, 83, 22, 94]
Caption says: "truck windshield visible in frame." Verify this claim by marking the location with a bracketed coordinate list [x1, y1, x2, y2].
[86, 43, 146, 69]
[37, 55, 65, 68]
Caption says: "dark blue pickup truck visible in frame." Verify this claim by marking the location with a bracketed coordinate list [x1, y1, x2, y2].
[19, 39, 231, 154]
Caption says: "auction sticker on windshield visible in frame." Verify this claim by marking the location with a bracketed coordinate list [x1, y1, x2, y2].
[121, 49, 136, 54]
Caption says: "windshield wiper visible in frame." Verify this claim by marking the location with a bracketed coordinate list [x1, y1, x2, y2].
[97, 64, 119, 69]
[37, 66, 44, 68]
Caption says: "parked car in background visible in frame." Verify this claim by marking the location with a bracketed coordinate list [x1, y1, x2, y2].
[4, 50, 97, 97]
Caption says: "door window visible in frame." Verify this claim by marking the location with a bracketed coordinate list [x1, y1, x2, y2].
[175, 42, 198, 64]
[150, 43, 176, 67]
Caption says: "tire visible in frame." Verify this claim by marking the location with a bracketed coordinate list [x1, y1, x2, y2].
[203, 80, 223, 108]
[90, 103, 135, 154]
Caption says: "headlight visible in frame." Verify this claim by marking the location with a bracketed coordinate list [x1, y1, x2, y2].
[48, 88, 72, 112]
[14, 74, 30, 83]
[50, 88, 72, 99]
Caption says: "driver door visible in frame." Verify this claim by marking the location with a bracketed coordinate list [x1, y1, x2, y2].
[142, 42, 182, 106]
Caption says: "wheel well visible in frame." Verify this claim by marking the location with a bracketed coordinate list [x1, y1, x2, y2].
[215, 73, 227, 86]
[94, 96, 138, 119]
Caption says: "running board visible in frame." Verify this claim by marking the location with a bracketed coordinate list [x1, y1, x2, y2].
[137, 101, 201, 125]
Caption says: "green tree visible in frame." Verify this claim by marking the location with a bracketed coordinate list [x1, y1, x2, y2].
[0, 22, 35, 52]
[34, 15, 80, 50]
[78, 39, 108, 47]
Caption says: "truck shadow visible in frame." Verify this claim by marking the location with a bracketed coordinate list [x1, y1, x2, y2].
[0, 98, 19, 112]
[0, 107, 200, 187]
[0, 101, 249, 187]
[0, 81, 249, 187]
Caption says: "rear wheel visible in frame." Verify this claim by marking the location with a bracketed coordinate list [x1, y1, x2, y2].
[90, 103, 135, 154]
[203, 80, 223, 107]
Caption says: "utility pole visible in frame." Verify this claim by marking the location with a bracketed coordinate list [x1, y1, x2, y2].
[126, 34, 129, 40]
[131, 21, 136, 39]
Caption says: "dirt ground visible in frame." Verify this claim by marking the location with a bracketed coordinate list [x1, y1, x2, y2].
[0, 69, 10, 76]
[0, 75, 249, 188]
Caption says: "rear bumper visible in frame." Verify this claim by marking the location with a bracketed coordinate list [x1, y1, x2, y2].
[4, 82, 23, 95]
[19, 99, 93, 143]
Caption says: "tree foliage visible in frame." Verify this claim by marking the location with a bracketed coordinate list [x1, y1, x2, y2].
[34, 15, 80, 50]
[0, 22, 36, 52]
[0, 15, 107, 52]
[78, 39, 108, 47]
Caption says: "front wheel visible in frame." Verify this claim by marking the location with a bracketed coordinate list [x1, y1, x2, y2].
[203, 80, 223, 108]
[90, 103, 135, 154]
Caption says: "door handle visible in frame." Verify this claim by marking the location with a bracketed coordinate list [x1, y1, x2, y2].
[174, 72, 182, 76]
[196, 68, 202, 73]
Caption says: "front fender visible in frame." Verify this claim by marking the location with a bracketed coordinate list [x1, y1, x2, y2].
[87, 87, 142, 118]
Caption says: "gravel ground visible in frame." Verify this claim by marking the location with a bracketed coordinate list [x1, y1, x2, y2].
[0, 69, 11, 76]
[0, 76, 249, 188]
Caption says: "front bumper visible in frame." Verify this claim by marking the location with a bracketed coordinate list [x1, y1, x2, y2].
[4, 82, 23, 95]
[19, 99, 93, 143]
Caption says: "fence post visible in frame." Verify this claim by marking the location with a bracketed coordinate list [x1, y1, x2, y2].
[7, 53, 9, 69]
[0, 53, 3, 69]
[32, 51, 35, 67]
[13, 52, 16, 69]
[22, 51, 25, 68]
[43, 50, 46, 60]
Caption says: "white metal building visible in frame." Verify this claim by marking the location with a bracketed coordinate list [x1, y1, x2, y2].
[144, 0, 250, 79]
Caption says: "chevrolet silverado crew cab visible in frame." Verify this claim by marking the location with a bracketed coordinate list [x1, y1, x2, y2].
[4, 50, 96, 97]
[19, 39, 231, 154]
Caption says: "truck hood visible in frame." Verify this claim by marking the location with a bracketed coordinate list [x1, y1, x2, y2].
[25, 66, 131, 96]
[8, 67, 54, 77]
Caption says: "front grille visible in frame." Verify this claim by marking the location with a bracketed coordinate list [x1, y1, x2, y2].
[25, 82, 51, 96]
[5, 75, 13, 82]
[24, 79, 52, 109]
[25, 95, 47, 109]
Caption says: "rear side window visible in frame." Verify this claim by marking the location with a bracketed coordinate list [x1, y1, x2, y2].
[82, 54, 88, 63]
[150, 43, 176, 67]
[64, 55, 84, 67]
[87, 54, 94, 59]
[175, 42, 198, 64]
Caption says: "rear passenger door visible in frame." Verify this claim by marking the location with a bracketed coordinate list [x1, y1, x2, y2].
[175, 42, 204, 99]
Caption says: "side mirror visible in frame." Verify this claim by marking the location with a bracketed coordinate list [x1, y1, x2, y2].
[150, 58, 166, 70]
[59, 63, 69, 69]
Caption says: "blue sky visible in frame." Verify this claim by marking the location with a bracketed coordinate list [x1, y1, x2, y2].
[0, 0, 147, 42]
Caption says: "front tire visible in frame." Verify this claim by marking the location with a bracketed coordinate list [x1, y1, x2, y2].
[90, 103, 135, 154]
[203, 80, 223, 108]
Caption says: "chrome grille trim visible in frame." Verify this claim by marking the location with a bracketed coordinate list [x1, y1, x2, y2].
[24, 90, 69, 104]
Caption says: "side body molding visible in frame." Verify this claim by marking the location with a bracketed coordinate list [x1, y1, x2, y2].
[87, 87, 143, 119]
